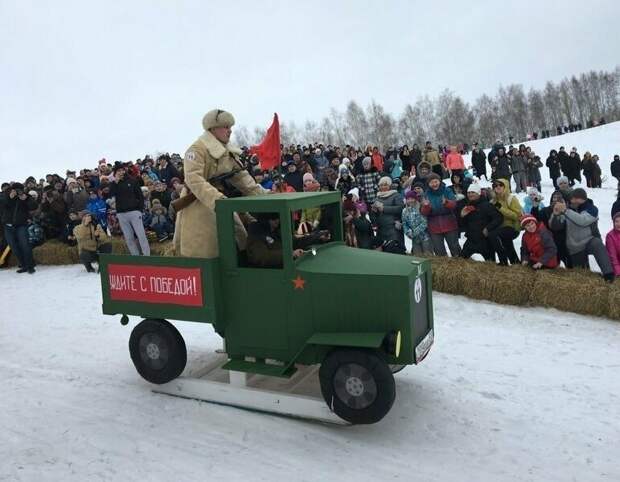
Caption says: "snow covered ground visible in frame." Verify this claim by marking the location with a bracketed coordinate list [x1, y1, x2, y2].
[2, 265, 619, 482]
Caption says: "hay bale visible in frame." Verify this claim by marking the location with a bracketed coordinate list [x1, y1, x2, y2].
[529, 268, 610, 319]
[33, 241, 79, 265]
[430, 256, 532, 306]
[607, 288, 620, 320]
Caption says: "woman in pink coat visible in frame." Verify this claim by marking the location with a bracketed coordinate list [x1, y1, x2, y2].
[445, 145, 465, 178]
[606, 212, 620, 276]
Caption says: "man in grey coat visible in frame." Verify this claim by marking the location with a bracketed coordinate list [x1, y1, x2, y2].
[549, 188, 614, 283]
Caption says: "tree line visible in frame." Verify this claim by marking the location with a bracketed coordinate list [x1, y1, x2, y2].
[235, 66, 619, 149]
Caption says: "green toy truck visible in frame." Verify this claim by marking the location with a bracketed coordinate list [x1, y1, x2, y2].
[99, 191, 434, 424]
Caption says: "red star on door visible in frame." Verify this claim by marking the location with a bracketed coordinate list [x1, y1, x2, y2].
[292, 275, 306, 290]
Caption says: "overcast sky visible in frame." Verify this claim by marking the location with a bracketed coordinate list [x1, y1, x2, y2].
[1, 0, 618, 181]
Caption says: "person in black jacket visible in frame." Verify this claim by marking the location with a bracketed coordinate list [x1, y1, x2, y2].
[459, 183, 503, 261]
[471, 144, 487, 180]
[109, 164, 150, 256]
[611, 154, 620, 188]
[546, 150, 561, 189]
[2, 183, 38, 273]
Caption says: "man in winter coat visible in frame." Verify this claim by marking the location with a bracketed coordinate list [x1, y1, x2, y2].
[110, 164, 150, 256]
[520, 214, 558, 269]
[175, 109, 265, 258]
[73, 212, 112, 272]
[471, 144, 487, 180]
[546, 150, 562, 189]
[1, 183, 38, 273]
[459, 183, 503, 261]
[549, 188, 614, 283]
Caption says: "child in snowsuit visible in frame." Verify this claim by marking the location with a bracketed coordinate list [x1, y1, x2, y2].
[402, 191, 433, 256]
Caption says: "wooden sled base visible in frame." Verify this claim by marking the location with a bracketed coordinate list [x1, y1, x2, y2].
[152, 353, 348, 425]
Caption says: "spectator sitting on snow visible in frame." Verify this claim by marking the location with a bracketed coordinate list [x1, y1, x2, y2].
[605, 212, 620, 278]
[61, 209, 81, 246]
[402, 191, 433, 256]
[73, 213, 112, 273]
[520, 214, 558, 269]
[549, 188, 614, 283]
[149, 200, 174, 242]
[459, 183, 503, 262]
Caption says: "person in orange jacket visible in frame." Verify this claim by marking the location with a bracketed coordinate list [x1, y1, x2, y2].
[445, 145, 465, 178]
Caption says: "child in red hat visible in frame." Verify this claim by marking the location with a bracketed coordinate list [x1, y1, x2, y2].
[520, 214, 558, 269]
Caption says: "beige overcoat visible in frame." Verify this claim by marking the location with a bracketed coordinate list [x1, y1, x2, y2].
[174, 131, 264, 258]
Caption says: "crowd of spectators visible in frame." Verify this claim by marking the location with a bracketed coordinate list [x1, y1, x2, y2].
[1, 139, 619, 282]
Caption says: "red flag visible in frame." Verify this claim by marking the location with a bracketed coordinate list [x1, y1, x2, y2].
[249, 113, 281, 170]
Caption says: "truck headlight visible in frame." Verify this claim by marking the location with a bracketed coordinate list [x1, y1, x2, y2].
[384, 330, 402, 357]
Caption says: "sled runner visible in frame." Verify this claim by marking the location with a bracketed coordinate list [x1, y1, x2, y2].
[153, 352, 347, 425]
[100, 192, 434, 424]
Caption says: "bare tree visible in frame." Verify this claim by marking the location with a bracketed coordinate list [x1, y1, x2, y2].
[345, 101, 369, 148]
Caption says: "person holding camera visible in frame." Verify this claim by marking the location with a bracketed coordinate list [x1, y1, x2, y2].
[73, 213, 112, 273]
[1, 183, 38, 273]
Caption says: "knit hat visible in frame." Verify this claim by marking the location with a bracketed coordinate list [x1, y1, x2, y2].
[405, 190, 420, 201]
[557, 176, 569, 185]
[202, 109, 235, 131]
[362, 156, 372, 168]
[520, 214, 537, 227]
[467, 183, 482, 195]
[570, 188, 588, 201]
[302, 172, 315, 184]
[152, 198, 162, 206]
[28, 190, 39, 199]
[427, 173, 441, 182]
[378, 176, 392, 186]
[12, 182, 24, 190]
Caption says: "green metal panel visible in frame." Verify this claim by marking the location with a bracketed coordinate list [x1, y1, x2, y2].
[99, 254, 219, 324]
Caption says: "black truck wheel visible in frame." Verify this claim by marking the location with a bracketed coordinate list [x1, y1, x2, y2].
[319, 349, 395, 424]
[129, 319, 187, 384]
